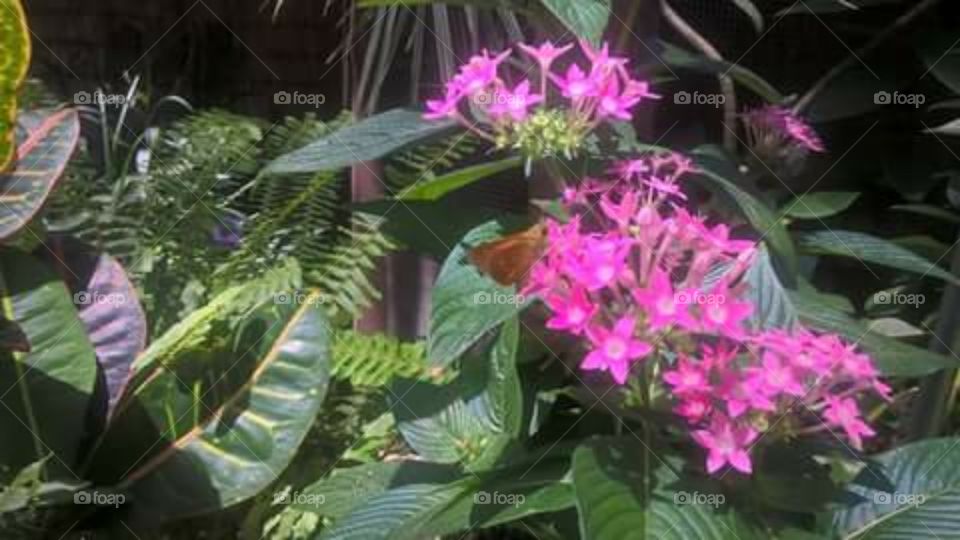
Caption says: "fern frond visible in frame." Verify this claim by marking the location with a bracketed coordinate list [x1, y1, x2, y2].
[330, 330, 428, 387]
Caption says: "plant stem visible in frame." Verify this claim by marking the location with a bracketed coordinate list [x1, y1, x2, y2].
[661, 0, 737, 153]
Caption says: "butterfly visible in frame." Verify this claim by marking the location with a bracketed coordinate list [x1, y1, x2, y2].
[468, 222, 547, 287]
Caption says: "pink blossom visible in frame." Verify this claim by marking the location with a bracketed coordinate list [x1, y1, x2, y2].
[697, 287, 753, 339]
[545, 288, 596, 335]
[632, 269, 696, 332]
[487, 80, 543, 122]
[553, 64, 597, 100]
[664, 356, 710, 395]
[582, 316, 653, 384]
[693, 418, 758, 474]
[517, 41, 573, 74]
[823, 397, 876, 450]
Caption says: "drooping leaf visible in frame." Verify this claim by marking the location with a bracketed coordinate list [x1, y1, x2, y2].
[264, 109, 458, 174]
[731, 0, 763, 33]
[744, 245, 798, 330]
[832, 438, 960, 539]
[924, 118, 960, 136]
[791, 287, 956, 376]
[398, 157, 522, 201]
[891, 204, 960, 224]
[428, 221, 532, 366]
[572, 437, 758, 540]
[779, 192, 861, 219]
[97, 291, 332, 525]
[0, 109, 80, 240]
[539, 0, 610, 45]
[658, 41, 784, 103]
[0, 249, 98, 478]
[34, 236, 147, 417]
[798, 230, 960, 285]
[0, 0, 30, 172]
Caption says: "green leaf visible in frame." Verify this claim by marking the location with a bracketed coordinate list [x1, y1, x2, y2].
[572, 437, 757, 540]
[798, 230, 960, 285]
[924, 118, 960, 136]
[658, 41, 784, 103]
[101, 291, 332, 524]
[0, 249, 98, 478]
[264, 109, 458, 174]
[0, 109, 80, 240]
[790, 287, 956, 376]
[539, 0, 610, 45]
[832, 438, 960, 539]
[0, 0, 29, 172]
[731, 0, 763, 33]
[428, 221, 532, 366]
[780, 191, 860, 219]
[918, 31, 960, 95]
[890, 204, 960, 224]
[744, 245, 798, 330]
[691, 146, 797, 268]
[398, 157, 522, 201]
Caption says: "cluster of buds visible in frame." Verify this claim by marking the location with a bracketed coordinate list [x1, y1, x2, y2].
[424, 41, 658, 159]
[526, 152, 888, 475]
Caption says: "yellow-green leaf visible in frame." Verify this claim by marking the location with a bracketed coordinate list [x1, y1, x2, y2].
[0, 0, 31, 171]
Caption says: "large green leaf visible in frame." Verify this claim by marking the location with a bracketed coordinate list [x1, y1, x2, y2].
[743, 245, 798, 330]
[0, 0, 29, 172]
[0, 109, 80, 240]
[798, 230, 960, 286]
[428, 221, 532, 366]
[398, 157, 522, 201]
[572, 437, 757, 540]
[539, 0, 609, 44]
[318, 455, 574, 540]
[832, 438, 960, 539]
[791, 288, 956, 376]
[264, 109, 458, 174]
[94, 290, 331, 524]
[0, 249, 98, 479]
[779, 191, 860, 220]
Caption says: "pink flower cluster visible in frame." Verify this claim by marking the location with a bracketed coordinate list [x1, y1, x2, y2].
[424, 40, 658, 141]
[743, 105, 825, 154]
[527, 153, 888, 475]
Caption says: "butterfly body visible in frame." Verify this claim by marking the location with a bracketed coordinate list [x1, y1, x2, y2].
[468, 223, 547, 286]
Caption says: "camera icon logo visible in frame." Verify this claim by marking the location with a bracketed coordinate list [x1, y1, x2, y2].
[74, 491, 92, 504]
[674, 91, 691, 105]
[874, 492, 892, 504]
[274, 91, 292, 105]
[874, 91, 891, 105]
[74, 91, 92, 105]
[873, 291, 891, 305]
[474, 491, 491, 504]
[73, 291, 92, 305]
[274, 292, 292, 305]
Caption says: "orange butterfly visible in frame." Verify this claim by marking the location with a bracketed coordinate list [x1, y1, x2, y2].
[468, 223, 547, 287]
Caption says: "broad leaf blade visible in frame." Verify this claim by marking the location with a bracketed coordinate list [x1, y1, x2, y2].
[398, 157, 521, 201]
[0, 109, 80, 240]
[539, 0, 610, 45]
[798, 230, 960, 285]
[780, 191, 860, 219]
[0, 0, 30, 172]
[103, 291, 332, 524]
[832, 438, 960, 539]
[0, 249, 98, 478]
[264, 109, 458, 174]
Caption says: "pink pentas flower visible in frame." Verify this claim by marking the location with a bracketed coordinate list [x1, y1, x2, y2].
[553, 63, 597, 101]
[424, 83, 462, 120]
[544, 287, 596, 335]
[693, 417, 758, 474]
[696, 286, 753, 339]
[754, 351, 807, 397]
[632, 269, 697, 332]
[596, 77, 641, 120]
[582, 316, 653, 384]
[676, 395, 712, 422]
[454, 49, 510, 95]
[744, 105, 826, 154]
[822, 397, 876, 450]
[487, 80, 543, 122]
[569, 236, 631, 291]
[664, 356, 711, 395]
[518, 41, 573, 73]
